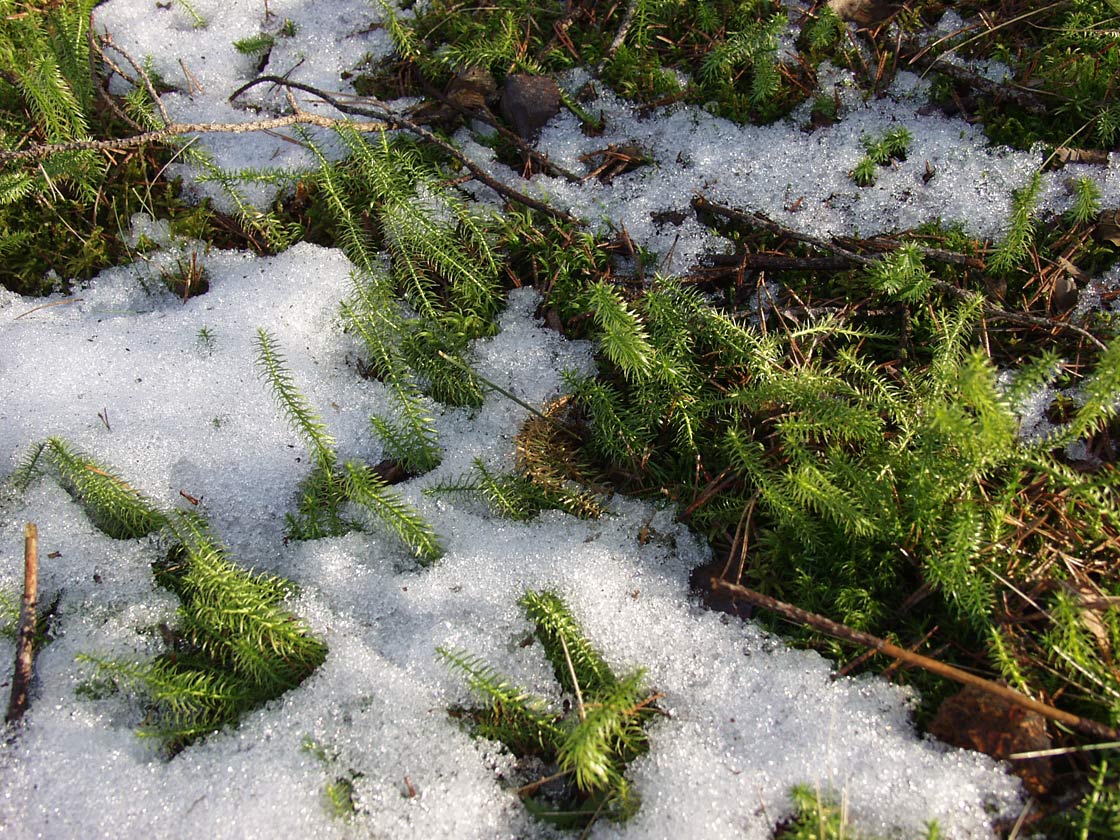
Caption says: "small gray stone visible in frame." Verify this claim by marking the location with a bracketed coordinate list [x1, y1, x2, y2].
[500, 74, 561, 141]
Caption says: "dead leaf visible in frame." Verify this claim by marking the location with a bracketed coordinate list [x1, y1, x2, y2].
[446, 65, 496, 111]
[1051, 147, 1110, 168]
[1094, 209, 1120, 246]
[1056, 256, 1091, 284]
[929, 685, 1054, 796]
[500, 74, 561, 141]
[1050, 257, 1085, 313]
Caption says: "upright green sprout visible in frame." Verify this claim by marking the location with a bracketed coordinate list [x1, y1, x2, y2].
[440, 590, 658, 829]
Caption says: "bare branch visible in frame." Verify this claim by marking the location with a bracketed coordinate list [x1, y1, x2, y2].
[709, 577, 1120, 741]
[6, 524, 39, 725]
[692, 193, 1108, 351]
[0, 112, 387, 164]
[230, 76, 583, 225]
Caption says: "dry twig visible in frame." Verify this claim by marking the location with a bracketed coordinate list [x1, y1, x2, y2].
[709, 577, 1120, 741]
[0, 111, 387, 164]
[692, 194, 1109, 351]
[5, 524, 39, 725]
[229, 77, 583, 226]
[598, 0, 642, 73]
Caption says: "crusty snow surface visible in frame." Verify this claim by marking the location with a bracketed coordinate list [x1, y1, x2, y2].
[6, 0, 1118, 837]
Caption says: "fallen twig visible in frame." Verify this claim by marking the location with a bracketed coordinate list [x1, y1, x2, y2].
[6, 524, 39, 725]
[598, 0, 641, 73]
[693, 194, 983, 267]
[709, 577, 1120, 741]
[0, 110, 388, 164]
[692, 194, 1109, 351]
[904, 47, 1055, 116]
[230, 76, 583, 226]
[13, 297, 83, 320]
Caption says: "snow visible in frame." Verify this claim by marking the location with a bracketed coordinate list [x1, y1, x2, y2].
[11, 0, 1118, 835]
[0, 274, 1020, 838]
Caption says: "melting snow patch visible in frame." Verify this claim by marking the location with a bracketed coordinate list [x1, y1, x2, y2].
[1, 250, 1021, 838]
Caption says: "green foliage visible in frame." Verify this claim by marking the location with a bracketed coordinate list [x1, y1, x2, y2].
[301, 737, 364, 820]
[561, 266, 1120, 748]
[0, 586, 19, 642]
[0, 0, 102, 199]
[0, 0, 140, 291]
[0, 0, 297, 293]
[519, 590, 615, 697]
[323, 776, 359, 819]
[557, 670, 647, 801]
[943, 3, 1120, 150]
[850, 127, 912, 187]
[700, 11, 787, 114]
[850, 156, 878, 188]
[284, 462, 355, 541]
[342, 272, 442, 475]
[988, 170, 1042, 275]
[438, 9, 542, 76]
[438, 646, 565, 755]
[333, 127, 501, 323]
[375, 0, 421, 62]
[253, 329, 442, 562]
[1040, 339, 1120, 449]
[801, 6, 844, 54]
[174, 0, 206, 28]
[15, 437, 165, 539]
[425, 458, 602, 522]
[342, 461, 442, 564]
[310, 128, 495, 413]
[121, 89, 300, 253]
[864, 243, 933, 303]
[1066, 175, 1103, 226]
[12, 441, 325, 752]
[385, 0, 834, 124]
[1054, 759, 1120, 840]
[439, 590, 656, 828]
[185, 151, 302, 251]
[233, 33, 275, 56]
[584, 280, 656, 382]
[255, 328, 337, 474]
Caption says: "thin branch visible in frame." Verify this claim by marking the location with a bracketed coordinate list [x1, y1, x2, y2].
[1010, 740, 1120, 760]
[6, 524, 40, 725]
[0, 112, 388, 163]
[13, 297, 83, 320]
[515, 767, 573, 796]
[693, 194, 982, 267]
[904, 48, 1055, 116]
[692, 193, 1109, 351]
[598, 0, 641, 73]
[709, 577, 1120, 741]
[436, 350, 580, 439]
[229, 76, 583, 225]
[87, 19, 142, 132]
[96, 30, 172, 126]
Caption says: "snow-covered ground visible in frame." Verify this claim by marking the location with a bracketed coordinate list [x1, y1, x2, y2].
[4, 1, 1118, 837]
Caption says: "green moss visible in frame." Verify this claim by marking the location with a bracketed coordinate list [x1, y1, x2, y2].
[14, 440, 327, 755]
[439, 590, 657, 829]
